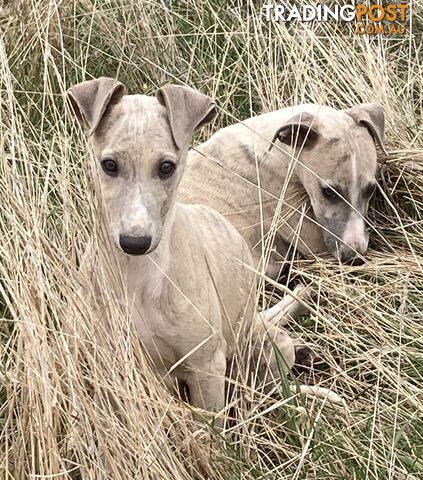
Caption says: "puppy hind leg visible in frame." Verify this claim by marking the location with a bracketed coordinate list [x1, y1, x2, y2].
[250, 322, 296, 391]
[265, 326, 296, 379]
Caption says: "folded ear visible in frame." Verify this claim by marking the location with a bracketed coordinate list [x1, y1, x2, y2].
[269, 112, 319, 152]
[156, 85, 217, 149]
[67, 77, 126, 136]
[345, 102, 387, 155]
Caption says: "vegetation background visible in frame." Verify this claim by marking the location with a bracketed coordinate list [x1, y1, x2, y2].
[0, 0, 422, 479]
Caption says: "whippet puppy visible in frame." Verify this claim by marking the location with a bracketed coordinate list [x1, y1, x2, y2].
[68, 78, 315, 422]
[180, 104, 386, 278]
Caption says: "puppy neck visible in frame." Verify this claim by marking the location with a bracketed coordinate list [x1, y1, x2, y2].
[115, 203, 177, 301]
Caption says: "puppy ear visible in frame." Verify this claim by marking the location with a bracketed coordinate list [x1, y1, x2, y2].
[269, 112, 319, 152]
[67, 77, 126, 136]
[345, 102, 387, 155]
[157, 85, 217, 149]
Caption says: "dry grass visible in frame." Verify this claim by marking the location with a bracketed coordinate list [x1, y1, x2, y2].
[0, 1, 422, 479]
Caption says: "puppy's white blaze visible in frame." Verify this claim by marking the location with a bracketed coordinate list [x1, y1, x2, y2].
[350, 151, 359, 204]
[126, 198, 150, 232]
[343, 213, 367, 252]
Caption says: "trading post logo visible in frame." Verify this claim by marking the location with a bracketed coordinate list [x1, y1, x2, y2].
[263, 3, 410, 35]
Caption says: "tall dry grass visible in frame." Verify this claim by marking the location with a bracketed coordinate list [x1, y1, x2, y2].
[0, 1, 422, 479]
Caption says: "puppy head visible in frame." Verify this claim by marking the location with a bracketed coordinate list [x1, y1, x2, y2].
[68, 78, 216, 255]
[271, 103, 385, 264]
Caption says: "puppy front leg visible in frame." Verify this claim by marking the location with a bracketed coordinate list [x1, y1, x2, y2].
[185, 350, 226, 426]
[258, 284, 311, 326]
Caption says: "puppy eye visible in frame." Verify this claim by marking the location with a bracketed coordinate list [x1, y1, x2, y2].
[158, 160, 176, 179]
[101, 159, 118, 176]
[322, 187, 338, 200]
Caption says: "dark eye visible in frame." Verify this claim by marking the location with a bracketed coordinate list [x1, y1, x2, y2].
[322, 186, 338, 200]
[101, 158, 118, 176]
[158, 160, 176, 179]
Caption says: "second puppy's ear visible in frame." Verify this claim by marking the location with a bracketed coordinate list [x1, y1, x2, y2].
[345, 102, 387, 155]
[67, 77, 126, 136]
[157, 85, 217, 149]
[270, 112, 319, 152]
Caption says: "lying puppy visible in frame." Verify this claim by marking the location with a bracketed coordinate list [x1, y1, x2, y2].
[179, 103, 387, 278]
[68, 78, 313, 424]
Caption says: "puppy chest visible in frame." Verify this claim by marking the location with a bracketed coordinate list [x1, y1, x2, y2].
[130, 302, 177, 362]
[132, 296, 224, 365]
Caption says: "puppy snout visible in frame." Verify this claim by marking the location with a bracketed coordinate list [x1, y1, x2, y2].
[119, 235, 152, 255]
[340, 217, 368, 264]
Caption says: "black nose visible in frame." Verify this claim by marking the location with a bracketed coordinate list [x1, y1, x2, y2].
[349, 256, 365, 266]
[119, 235, 152, 255]
[341, 252, 365, 266]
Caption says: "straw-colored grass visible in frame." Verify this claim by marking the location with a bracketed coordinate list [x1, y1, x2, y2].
[1, 1, 422, 479]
